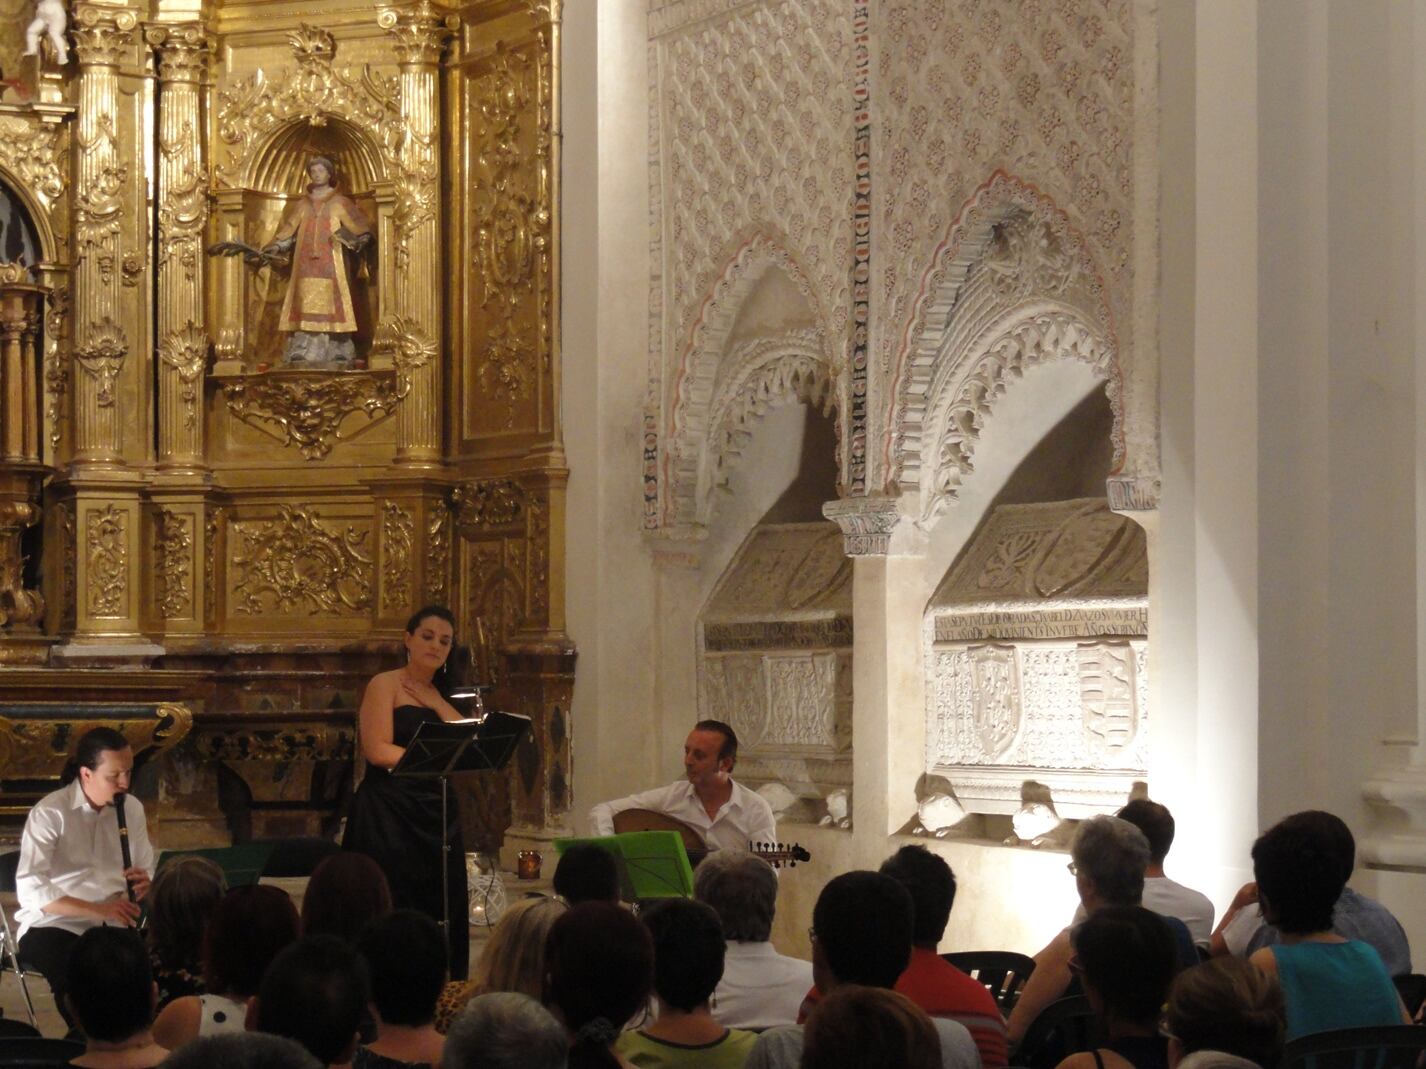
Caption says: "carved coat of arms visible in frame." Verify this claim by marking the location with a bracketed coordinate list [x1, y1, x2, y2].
[969, 645, 1020, 760]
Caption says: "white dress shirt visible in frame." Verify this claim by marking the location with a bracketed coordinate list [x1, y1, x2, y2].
[713, 940, 813, 1030]
[15, 780, 154, 939]
[588, 779, 777, 855]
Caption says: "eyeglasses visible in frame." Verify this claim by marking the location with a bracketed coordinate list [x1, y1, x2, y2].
[1066, 861, 1080, 876]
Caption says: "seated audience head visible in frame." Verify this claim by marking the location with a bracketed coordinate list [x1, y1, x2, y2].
[1073, 905, 1179, 1031]
[640, 897, 726, 1013]
[1072, 815, 1151, 910]
[693, 851, 779, 943]
[301, 851, 393, 943]
[878, 844, 956, 949]
[543, 901, 654, 1069]
[1279, 810, 1355, 882]
[444, 992, 568, 1069]
[158, 1032, 322, 1069]
[66, 926, 155, 1045]
[148, 854, 226, 971]
[204, 883, 301, 999]
[473, 894, 568, 998]
[802, 985, 941, 1069]
[552, 843, 620, 905]
[357, 909, 446, 1029]
[1163, 958, 1285, 1069]
[253, 934, 371, 1067]
[1251, 813, 1348, 935]
[810, 871, 915, 992]
[1116, 799, 1175, 869]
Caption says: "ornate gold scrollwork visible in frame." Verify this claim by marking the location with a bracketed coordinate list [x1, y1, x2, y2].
[425, 501, 450, 605]
[0, 117, 66, 206]
[159, 324, 209, 429]
[73, 163, 128, 285]
[215, 25, 404, 185]
[44, 285, 70, 449]
[0, 501, 44, 628]
[0, 263, 31, 286]
[85, 503, 128, 617]
[453, 478, 525, 532]
[74, 315, 127, 406]
[154, 509, 194, 619]
[231, 505, 373, 615]
[194, 721, 354, 762]
[220, 371, 400, 460]
[376, 2, 459, 66]
[71, 6, 139, 67]
[372, 315, 437, 398]
[381, 502, 414, 613]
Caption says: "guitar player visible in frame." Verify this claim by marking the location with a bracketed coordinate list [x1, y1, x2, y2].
[588, 720, 777, 857]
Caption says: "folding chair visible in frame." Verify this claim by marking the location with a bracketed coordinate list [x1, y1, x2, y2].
[1280, 1025, 1426, 1069]
[944, 950, 1037, 1014]
[0, 854, 36, 1029]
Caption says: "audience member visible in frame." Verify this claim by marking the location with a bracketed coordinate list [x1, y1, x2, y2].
[146, 855, 226, 1009]
[301, 852, 394, 944]
[434, 895, 568, 1032]
[1052, 906, 1179, 1069]
[1213, 810, 1411, 976]
[66, 926, 168, 1069]
[1246, 815, 1406, 1040]
[801, 986, 942, 1069]
[152, 884, 300, 1049]
[553, 843, 621, 905]
[615, 898, 756, 1068]
[353, 910, 446, 1068]
[1008, 816, 1194, 1048]
[158, 1032, 322, 1069]
[1162, 959, 1285, 1069]
[746, 871, 978, 1069]
[543, 901, 655, 1069]
[1072, 802, 1214, 946]
[693, 852, 811, 1030]
[251, 935, 371, 1067]
[444, 992, 568, 1069]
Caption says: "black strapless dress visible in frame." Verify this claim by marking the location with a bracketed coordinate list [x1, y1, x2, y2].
[343, 704, 469, 978]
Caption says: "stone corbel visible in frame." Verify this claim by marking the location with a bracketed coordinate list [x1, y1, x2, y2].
[822, 495, 926, 557]
[1362, 766, 1426, 870]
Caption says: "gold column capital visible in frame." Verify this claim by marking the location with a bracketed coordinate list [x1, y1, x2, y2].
[377, 1, 458, 67]
[71, 6, 139, 68]
[144, 23, 214, 83]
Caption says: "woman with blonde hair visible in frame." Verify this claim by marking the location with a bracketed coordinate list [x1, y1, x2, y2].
[1163, 959, 1285, 1069]
[434, 895, 568, 1032]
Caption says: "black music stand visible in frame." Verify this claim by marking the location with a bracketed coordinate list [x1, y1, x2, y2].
[390, 710, 531, 964]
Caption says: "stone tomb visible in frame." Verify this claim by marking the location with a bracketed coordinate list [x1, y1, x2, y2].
[698, 522, 852, 821]
[925, 499, 1149, 819]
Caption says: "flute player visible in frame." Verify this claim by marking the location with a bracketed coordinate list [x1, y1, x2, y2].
[12, 726, 154, 1027]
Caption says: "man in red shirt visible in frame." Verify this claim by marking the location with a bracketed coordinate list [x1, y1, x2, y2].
[799, 845, 1009, 1067]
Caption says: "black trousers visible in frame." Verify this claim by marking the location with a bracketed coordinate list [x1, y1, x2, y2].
[17, 926, 79, 1027]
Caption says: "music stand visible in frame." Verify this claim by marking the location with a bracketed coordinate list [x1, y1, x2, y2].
[390, 711, 531, 965]
[554, 831, 695, 901]
[156, 842, 275, 888]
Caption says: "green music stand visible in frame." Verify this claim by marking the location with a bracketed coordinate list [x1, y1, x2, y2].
[554, 831, 694, 900]
[155, 842, 275, 887]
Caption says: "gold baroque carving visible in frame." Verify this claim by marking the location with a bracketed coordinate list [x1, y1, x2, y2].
[73, 163, 128, 283]
[156, 161, 209, 284]
[381, 501, 414, 613]
[59, 501, 76, 629]
[159, 324, 209, 428]
[44, 285, 70, 448]
[470, 43, 542, 428]
[232, 506, 373, 615]
[0, 263, 31, 285]
[0, 117, 65, 206]
[0, 501, 44, 628]
[194, 722, 354, 762]
[372, 315, 437, 398]
[144, 23, 213, 82]
[215, 25, 404, 185]
[204, 508, 222, 623]
[425, 501, 450, 605]
[85, 504, 127, 618]
[154, 509, 193, 619]
[74, 315, 127, 406]
[71, 6, 138, 67]
[220, 371, 400, 460]
[377, 2, 459, 68]
[453, 479, 524, 532]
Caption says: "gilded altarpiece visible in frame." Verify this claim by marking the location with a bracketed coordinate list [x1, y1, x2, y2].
[0, 0, 570, 853]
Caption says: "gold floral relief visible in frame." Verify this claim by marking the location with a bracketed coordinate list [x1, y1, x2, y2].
[220, 371, 400, 460]
[380, 502, 414, 614]
[85, 504, 127, 618]
[425, 501, 450, 606]
[159, 324, 209, 429]
[74, 315, 126, 407]
[154, 509, 194, 620]
[231, 506, 373, 616]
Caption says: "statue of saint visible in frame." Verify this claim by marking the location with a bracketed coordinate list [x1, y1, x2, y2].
[210, 156, 373, 369]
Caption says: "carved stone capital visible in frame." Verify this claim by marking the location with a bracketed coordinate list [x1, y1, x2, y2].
[377, 1, 459, 66]
[144, 24, 214, 83]
[72, 6, 139, 68]
[1106, 475, 1161, 515]
[822, 496, 924, 557]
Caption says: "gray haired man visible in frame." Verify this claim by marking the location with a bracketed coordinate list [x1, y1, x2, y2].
[445, 992, 568, 1069]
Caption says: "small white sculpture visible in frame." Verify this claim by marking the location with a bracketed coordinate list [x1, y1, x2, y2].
[820, 788, 851, 829]
[756, 781, 799, 818]
[916, 793, 969, 837]
[24, 0, 69, 66]
[1007, 781, 1063, 846]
